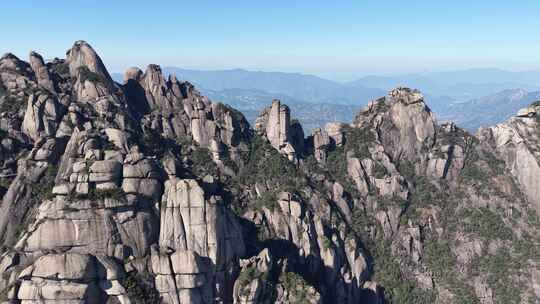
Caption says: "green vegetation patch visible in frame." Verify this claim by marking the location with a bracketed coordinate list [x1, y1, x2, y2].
[470, 248, 521, 304]
[404, 176, 462, 232]
[238, 135, 305, 189]
[437, 126, 468, 147]
[459, 138, 506, 193]
[253, 190, 278, 211]
[325, 146, 354, 190]
[397, 160, 416, 181]
[69, 188, 125, 201]
[482, 151, 505, 175]
[139, 131, 176, 157]
[279, 271, 316, 304]
[190, 146, 218, 176]
[31, 165, 58, 202]
[373, 162, 388, 179]
[347, 126, 376, 160]
[77, 66, 106, 84]
[6, 164, 58, 247]
[0, 82, 6, 96]
[387, 281, 437, 304]
[377, 195, 407, 212]
[351, 207, 376, 237]
[49, 61, 70, 77]
[422, 238, 456, 281]
[0, 94, 23, 113]
[0, 176, 11, 196]
[237, 266, 267, 289]
[447, 280, 480, 304]
[324, 126, 377, 191]
[531, 100, 540, 125]
[222, 103, 246, 123]
[460, 163, 489, 185]
[121, 271, 161, 304]
[527, 209, 540, 228]
[0, 128, 8, 140]
[462, 207, 513, 240]
[369, 240, 436, 304]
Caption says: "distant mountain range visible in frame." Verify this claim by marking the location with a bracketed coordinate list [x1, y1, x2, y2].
[112, 69, 376, 132]
[203, 88, 362, 132]
[349, 68, 540, 100]
[112, 68, 540, 133]
[161, 67, 385, 105]
[437, 89, 540, 130]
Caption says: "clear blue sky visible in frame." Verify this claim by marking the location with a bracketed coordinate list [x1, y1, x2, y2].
[2, 0, 540, 80]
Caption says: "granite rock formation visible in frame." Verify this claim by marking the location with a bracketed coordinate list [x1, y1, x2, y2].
[0, 42, 539, 304]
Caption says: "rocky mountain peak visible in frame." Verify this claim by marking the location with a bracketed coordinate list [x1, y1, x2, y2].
[0, 53, 23, 65]
[353, 87, 436, 162]
[123, 67, 143, 83]
[1, 41, 540, 304]
[388, 86, 425, 105]
[0, 53, 34, 80]
[254, 99, 304, 161]
[478, 100, 540, 214]
[144, 64, 164, 84]
[0, 53, 17, 60]
[29, 51, 54, 92]
[140, 64, 169, 110]
[66, 40, 114, 86]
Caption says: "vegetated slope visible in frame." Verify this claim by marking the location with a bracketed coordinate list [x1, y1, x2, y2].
[0, 42, 539, 304]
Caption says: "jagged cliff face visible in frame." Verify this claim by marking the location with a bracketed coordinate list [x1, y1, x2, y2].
[478, 104, 540, 214]
[0, 42, 539, 304]
[0, 41, 250, 304]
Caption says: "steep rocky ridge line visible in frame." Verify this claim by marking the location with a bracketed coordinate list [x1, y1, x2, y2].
[0, 41, 539, 304]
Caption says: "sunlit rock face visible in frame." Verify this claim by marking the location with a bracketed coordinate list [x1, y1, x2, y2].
[0, 41, 539, 304]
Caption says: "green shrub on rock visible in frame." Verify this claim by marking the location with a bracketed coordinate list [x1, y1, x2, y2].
[120, 271, 161, 304]
[347, 126, 376, 160]
[530, 100, 540, 107]
[238, 135, 303, 188]
[69, 188, 125, 201]
[278, 271, 314, 304]
[49, 61, 70, 77]
[31, 165, 58, 202]
[368, 240, 436, 304]
[77, 65, 106, 84]
[462, 207, 513, 240]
